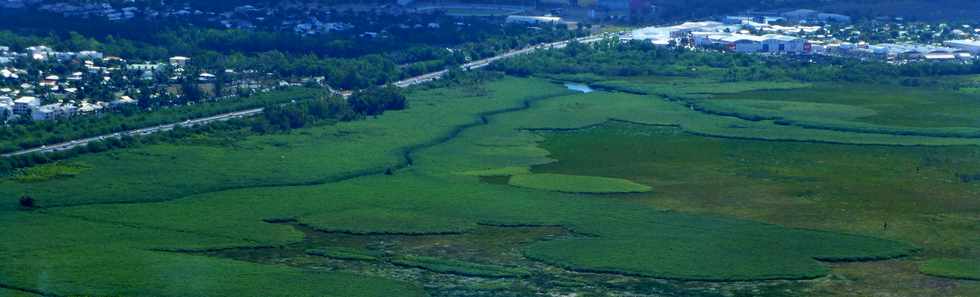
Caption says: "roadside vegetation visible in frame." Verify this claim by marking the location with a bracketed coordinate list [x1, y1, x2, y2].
[0, 87, 319, 154]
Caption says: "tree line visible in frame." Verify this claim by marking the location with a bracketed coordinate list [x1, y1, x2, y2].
[491, 38, 980, 84]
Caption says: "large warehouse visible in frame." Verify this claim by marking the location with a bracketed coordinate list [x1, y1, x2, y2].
[692, 33, 809, 54]
[944, 40, 980, 54]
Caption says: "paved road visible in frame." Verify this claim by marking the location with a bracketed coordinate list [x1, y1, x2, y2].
[5, 34, 609, 157]
[2, 108, 265, 157]
[393, 34, 605, 87]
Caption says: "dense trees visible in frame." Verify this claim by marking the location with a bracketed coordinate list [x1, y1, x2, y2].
[0, 9, 585, 88]
[349, 86, 407, 116]
[253, 86, 406, 133]
[254, 96, 355, 132]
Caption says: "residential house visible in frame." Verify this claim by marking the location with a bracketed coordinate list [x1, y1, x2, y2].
[169, 56, 191, 67]
[32, 103, 77, 121]
[77, 51, 104, 60]
[13, 96, 40, 116]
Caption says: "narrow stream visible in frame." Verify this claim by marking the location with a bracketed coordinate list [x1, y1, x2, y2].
[564, 82, 594, 93]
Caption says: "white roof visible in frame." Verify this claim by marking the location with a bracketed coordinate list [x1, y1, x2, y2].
[506, 15, 561, 23]
[945, 40, 980, 47]
[169, 56, 190, 61]
[15, 96, 40, 105]
[697, 33, 800, 43]
[629, 21, 732, 41]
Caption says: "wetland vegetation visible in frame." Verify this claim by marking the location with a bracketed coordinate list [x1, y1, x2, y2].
[3, 42, 979, 297]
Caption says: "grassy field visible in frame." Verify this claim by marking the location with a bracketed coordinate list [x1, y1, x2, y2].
[3, 75, 975, 296]
[920, 258, 980, 280]
[708, 82, 980, 130]
[10, 162, 89, 183]
[531, 121, 979, 294]
[0, 77, 573, 210]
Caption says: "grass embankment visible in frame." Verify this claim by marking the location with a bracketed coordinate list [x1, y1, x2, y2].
[508, 173, 652, 194]
[1, 76, 939, 294]
[302, 208, 476, 235]
[0, 288, 39, 297]
[920, 259, 980, 280]
[391, 255, 532, 278]
[306, 247, 380, 262]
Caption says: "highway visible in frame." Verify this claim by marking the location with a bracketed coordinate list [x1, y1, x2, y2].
[4, 34, 609, 158]
[2, 108, 265, 157]
[393, 34, 606, 88]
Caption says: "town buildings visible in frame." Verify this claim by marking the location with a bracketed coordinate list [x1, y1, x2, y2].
[944, 40, 980, 54]
[693, 33, 809, 54]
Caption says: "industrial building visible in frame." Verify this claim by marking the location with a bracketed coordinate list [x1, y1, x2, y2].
[692, 33, 809, 54]
[626, 21, 731, 46]
[944, 40, 980, 54]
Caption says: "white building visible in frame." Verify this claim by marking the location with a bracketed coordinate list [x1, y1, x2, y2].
[127, 63, 164, 71]
[693, 33, 808, 54]
[77, 50, 104, 60]
[628, 21, 731, 45]
[505, 15, 562, 25]
[110, 96, 137, 108]
[781, 9, 851, 23]
[26, 45, 53, 60]
[32, 103, 77, 121]
[13, 96, 40, 116]
[169, 56, 190, 66]
[864, 43, 972, 60]
[944, 40, 980, 54]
